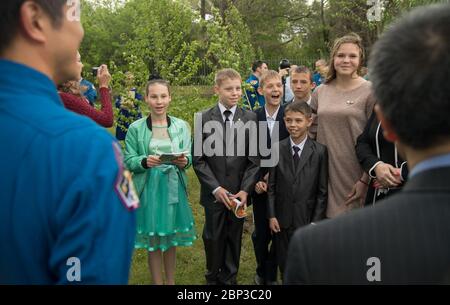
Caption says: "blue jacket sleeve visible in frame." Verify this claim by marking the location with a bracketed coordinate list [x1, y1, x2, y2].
[49, 135, 135, 284]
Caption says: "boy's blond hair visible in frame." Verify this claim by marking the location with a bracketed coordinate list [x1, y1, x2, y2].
[259, 70, 282, 89]
[214, 68, 241, 87]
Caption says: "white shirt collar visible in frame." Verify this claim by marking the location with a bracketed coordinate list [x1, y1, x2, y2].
[218, 102, 237, 121]
[293, 95, 312, 105]
[265, 105, 280, 121]
[290, 135, 308, 154]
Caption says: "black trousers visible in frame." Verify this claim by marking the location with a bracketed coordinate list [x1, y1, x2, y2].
[251, 193, 278, 283]
[202, 202, 244, 285]
[273, 226, 296, 279]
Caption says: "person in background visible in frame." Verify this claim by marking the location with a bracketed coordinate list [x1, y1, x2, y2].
[124, 79, 196, 285]
[313, 59, 327, 87]
[286, 66, 316, 105]
[80, 77, 97, 106]
[244, 60, 268, 110]
[280, 64, 297, 104]
[116, 71, 143, 141]
[59, 52, 114, 127]
[356, 108, 408, 206]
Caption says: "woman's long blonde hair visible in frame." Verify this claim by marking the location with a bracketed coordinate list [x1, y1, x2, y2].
[58, 80, 88, 98]
[325, 33, 365, 84]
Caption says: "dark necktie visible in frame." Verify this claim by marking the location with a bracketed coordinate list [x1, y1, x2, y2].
[223, 110, 232, 124]
[223, 110, 232, 143]
[293, 146, 301, 168]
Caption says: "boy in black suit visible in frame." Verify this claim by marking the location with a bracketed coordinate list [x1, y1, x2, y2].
[193, 68, 259, 285]
[251, 70, 289, 285]
[268, 102, 328, 279]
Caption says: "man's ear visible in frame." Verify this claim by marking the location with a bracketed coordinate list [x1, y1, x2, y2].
[375, 104, 398, 143]
[19, 1, 50, 44]
[213, 85, 219, 95]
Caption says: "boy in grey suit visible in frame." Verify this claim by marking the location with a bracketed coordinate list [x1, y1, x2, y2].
[193, 69, 259, 285]
[268, 102, 328, 279]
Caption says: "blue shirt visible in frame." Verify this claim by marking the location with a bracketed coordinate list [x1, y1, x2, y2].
[409, 153, 450, 178]
[0, 59, 136, 284]
[313, 72, 323, 88]
[80, 78, 97, 105]
[244, 74, 265, 109]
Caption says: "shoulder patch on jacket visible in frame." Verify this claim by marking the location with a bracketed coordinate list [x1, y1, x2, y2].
[112, 142, 139, 210]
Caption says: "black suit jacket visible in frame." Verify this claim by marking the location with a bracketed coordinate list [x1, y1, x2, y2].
[356, 111, 408, 205]
[285, 166, 450, 284]
[254, 105, 290, 181]
[193, 104, 260, 206]
[267, 137, 328, 228]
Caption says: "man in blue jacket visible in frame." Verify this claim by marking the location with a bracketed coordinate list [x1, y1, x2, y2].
[0, 0, 137, 284]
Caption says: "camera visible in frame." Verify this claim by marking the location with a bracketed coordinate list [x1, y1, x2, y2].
[92, 67, 100, 77]
[279, 59, 291, 71]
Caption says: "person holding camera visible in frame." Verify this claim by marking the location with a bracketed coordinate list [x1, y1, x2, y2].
[278, 59, 295, 105]
[58, 52, 114, 127]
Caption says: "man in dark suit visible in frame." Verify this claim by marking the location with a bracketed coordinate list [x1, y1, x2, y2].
[268, 102, 328, 280]
[285, 3, 450, 284]
[193, 68, 259, 285]
[251, 70, 289, 285]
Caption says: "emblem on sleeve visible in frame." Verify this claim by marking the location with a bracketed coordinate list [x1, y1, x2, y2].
[112, 142, 139, 210]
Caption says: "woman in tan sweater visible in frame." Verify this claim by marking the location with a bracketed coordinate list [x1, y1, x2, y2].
[310, 33, 376, 218]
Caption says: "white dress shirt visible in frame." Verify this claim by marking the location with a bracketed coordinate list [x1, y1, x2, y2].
[265, 105, 280, 136]
[218, 102, 237, 125]
[290, 135, 307, 159]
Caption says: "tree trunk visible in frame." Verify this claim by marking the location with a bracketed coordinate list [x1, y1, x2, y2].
[201, 0, 206, 20]
[321, 0, 329, 46]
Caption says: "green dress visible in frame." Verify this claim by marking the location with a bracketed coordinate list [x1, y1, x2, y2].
[135, 125, 196, 252]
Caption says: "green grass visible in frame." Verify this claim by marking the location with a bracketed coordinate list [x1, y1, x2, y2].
[128, 168, 257, 285]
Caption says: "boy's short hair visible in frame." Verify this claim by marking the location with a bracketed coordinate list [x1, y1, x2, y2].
[214, 68, 241, 87]
[259, 70, 281, 88]
[290, 66, 314, 83]
[284, 101, 312, 118]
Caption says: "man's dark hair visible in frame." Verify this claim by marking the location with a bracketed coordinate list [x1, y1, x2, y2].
[284, 101, 312, 118]
[369, 3, 450, 149]
[251, 60, 266, 72]
[0, 0, 66, 54]
[290, 65, 314, 83]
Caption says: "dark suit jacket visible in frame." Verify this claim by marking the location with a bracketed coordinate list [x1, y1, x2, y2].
[254, 105, 290, 181]
[193, 104, 260, 206]
[356, 111, 408, 205]
[268, 137, 328, 228]
[284, 166, 450, 284]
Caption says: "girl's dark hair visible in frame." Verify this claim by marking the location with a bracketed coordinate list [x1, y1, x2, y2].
[145, 79, 171, 96]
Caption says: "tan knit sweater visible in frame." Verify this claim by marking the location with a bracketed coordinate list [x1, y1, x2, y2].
[310, 80, 376, 218]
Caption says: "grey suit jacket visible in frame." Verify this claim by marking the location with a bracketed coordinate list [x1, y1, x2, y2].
[268, 137, 328, 228]
[193, 104, 259, 206]
[284, 166, 450, 284]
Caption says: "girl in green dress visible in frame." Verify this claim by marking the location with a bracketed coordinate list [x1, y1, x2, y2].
[124, 79, 196, 285]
